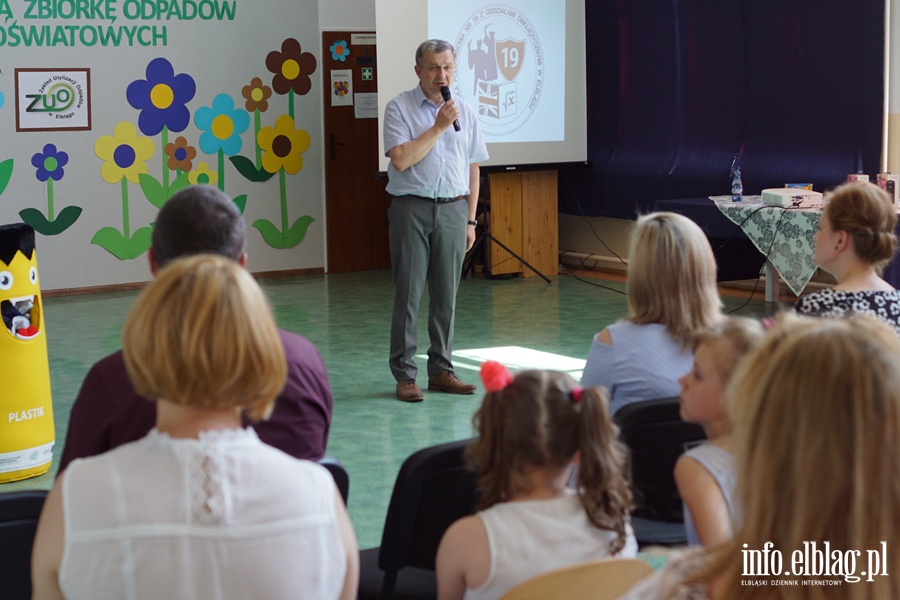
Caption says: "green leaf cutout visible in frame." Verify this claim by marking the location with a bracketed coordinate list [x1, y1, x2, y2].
[168, 172, 191, 197]
[251, 219, 287, 249]
[19, 206, 83, 236]
[130, 226, 153, 256]
[230, 155, 276, 182]
[0, 159, 13, 197]
[233, 194, 248, 214]
[91, 225, 152, 260]
[284, 215, 315, 248]
[251, 216, 314, 249]
[139, 174, 167, 208]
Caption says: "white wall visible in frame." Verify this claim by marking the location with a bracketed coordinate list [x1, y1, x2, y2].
[0, 1, 324, 291]
[319, 0, 375, 29]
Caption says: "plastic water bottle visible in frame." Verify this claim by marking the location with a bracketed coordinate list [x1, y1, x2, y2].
[731, 167, 743, 202]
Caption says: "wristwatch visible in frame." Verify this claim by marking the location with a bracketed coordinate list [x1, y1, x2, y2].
[467, 220, 478, 226]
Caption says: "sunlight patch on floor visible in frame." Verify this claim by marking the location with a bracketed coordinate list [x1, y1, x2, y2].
[419, 346, 585, 379]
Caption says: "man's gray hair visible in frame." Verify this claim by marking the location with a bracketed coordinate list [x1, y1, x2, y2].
[416, 39, 455, 67]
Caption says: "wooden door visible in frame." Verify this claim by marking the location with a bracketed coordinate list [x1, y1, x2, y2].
[322, 32, 391, 272]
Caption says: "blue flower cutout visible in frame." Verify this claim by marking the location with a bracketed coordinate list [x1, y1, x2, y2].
[330, 40, 350, 62]
[31, 143, 68, 182]
[126, 58, 196, 136]
[194, 94, 250, 156]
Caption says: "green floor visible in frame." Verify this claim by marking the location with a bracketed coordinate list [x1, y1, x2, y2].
[4, 269, 767, 548]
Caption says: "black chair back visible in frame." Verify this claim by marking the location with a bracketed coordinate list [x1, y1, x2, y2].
[0, 489, 49, 600]
[614, 398, 706, 523]
[318, 457, 350, 506]
[359, 438, 479, 600]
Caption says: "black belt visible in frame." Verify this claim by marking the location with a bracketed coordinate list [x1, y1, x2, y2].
[408, 194, 463, 204]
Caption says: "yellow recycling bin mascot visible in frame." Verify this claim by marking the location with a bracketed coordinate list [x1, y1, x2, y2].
[0, 223, 54, 482]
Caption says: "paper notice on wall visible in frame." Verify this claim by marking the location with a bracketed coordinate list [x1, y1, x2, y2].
[354, 92, 378, 119]
[331, 70, 353, 106]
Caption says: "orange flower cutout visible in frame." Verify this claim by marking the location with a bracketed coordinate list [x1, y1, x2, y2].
[164, 136, 196, 171]
[242, 76, 273, 112]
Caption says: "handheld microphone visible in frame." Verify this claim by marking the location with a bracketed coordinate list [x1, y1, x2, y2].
[439, 86, 461, 132]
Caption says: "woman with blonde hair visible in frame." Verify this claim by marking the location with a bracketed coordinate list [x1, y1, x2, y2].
[436, 363, 637, 600]
[795, 181, 900, 333]
[622, 314, 900, 599]
[581, 212, 723, 414]
[31, 255, 359, 600]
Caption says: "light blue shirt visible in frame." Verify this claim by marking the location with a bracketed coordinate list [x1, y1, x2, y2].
[681, 443, 736, 546]
[383, 84, 488, 198]
[581, 321, 692, 415]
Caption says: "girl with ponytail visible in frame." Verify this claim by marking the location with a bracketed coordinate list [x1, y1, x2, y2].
[436, 362, 637, 600]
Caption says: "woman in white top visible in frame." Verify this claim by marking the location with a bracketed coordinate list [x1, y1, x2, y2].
[31, 254, 359, 600]
[622, 315, 900, 599]
[436, 363, 637, 600]
[581, 212, 723, 414]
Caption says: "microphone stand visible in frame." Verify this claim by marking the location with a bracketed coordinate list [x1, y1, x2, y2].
[462, 175, 552, 284]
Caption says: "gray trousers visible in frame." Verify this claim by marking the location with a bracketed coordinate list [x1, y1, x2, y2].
[388, 195, 468, 382]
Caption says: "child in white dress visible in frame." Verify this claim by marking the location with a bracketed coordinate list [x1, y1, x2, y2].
[436, 363, 638, 600]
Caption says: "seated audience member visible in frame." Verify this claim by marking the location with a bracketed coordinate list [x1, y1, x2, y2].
[581, 212, 723, 414]
[31, 255, 359, 600]
[622, 314, 900, 599]
[58, 185, 332, 471]
[675, 317, 764, 547]
[794, 181, 900, 333]
[436, 362, 637, 600]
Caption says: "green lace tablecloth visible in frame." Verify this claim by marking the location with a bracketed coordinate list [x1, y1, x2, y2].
[710, 196, 822, 296]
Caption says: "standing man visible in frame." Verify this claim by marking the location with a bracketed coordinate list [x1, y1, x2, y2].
[384, 39, 488, 402]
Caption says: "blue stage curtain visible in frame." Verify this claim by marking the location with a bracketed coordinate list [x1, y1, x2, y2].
[560, 0, 884, 220]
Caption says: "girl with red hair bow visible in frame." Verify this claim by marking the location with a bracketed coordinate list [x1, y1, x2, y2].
[436, 361, 637, 600]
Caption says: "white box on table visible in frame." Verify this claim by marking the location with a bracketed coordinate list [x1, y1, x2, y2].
[761, 188, 824, 208]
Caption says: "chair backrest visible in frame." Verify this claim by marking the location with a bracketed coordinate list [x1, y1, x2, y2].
[317, 457, 350, 506]
[0, 489, 49, 600]
[378, 438, 479, 574]
[615, 398, 706, 522]
[500, 557, 653, 600]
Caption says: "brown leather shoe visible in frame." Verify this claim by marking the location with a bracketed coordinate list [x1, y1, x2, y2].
[396, 380, 424, 402]
[428, 371, 476, 394]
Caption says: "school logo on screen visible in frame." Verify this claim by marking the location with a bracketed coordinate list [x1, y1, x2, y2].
[453, 5, 544, 137]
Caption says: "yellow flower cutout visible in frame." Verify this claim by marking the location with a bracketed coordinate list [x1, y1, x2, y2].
[187, 162, 219, 186]
[258, 114, 311, 175]
[94, 122, 155, 184]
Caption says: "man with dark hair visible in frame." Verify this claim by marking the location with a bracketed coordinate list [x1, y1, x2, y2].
[149, 185, 246, 267]
[59, 186, 333, 471]
[384, 39, 488, 402]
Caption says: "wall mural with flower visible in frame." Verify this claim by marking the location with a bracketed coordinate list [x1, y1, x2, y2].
[0, 3, 325, 290]
[23, 144, 82, 236]
[88, 44, 317, 259]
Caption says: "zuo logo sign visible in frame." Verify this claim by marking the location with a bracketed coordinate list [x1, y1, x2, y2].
[16, 68, 92, 132]
[26, 78, 78, 113]
[453, 4, 543, 136]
